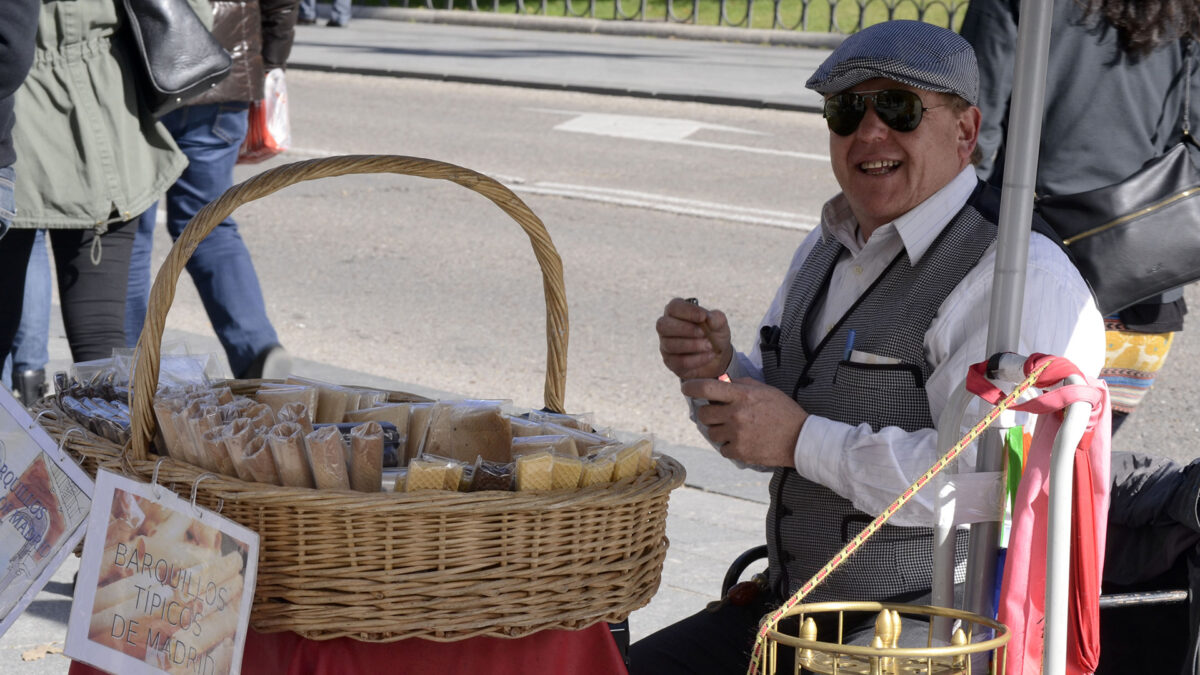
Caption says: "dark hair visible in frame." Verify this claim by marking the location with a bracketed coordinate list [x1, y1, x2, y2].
[1080, 0, 1200, 56]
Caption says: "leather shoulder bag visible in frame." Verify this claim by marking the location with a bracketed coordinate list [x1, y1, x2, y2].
[1035, 40, 1200, 316]
[121, 0, 233, 117]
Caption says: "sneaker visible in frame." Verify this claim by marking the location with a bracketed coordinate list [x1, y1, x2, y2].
[297, 16, 317, 25]
[326, 19, 347, 27]
[239, 345, 293, 380]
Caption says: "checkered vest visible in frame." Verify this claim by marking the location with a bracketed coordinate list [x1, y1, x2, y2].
[762, 185, 996, 602]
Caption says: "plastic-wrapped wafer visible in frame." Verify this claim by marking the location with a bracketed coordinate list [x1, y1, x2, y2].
[285, 376, 359, 423]
[277, 401, 315, 435]
[405, 402, 434, 466]
[404, 456, 451, 492]
[348, 421, 383, 492]
[244, 402, 277, 432]
[267, 422, 315, 488]
[200, 426, 239, 478]
[256, 383, 319, 418]
[543, 423, 620, 456]
[578, 454, 616, 487]
[305, 425, 351, 490]
[423, 401, 513, 464]
[515, 450, 554, 491]
[344, 402, 411, 429]
[222, 418, 259, 481]
[529, 409, 596, 432]
[508, 416, 546, 438]
[211, 386, 235, 405]
[607, 442, 643, 481]
[511, 434, 578, 459]
[551, 454, 584, 490]
[349, 388, 389, 410]
[238, 434, 277, 485]
[152, 395, 186, 459]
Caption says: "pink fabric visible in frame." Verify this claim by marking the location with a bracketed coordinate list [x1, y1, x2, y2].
[966, 354, 1111, 675]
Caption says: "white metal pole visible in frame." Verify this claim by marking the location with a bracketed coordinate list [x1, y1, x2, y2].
[963, 0, 1055, 627]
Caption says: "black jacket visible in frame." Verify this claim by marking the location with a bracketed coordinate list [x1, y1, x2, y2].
[0, 0, 41, 168]
[192, 0, 300, 105]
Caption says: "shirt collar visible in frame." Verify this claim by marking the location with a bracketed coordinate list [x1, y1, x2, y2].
[820, 166, 979, 263]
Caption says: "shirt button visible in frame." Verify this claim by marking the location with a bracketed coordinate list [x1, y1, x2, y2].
[853, 265, 864, 275]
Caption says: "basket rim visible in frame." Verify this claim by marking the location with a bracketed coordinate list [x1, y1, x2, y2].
[127, 154, 569, 462]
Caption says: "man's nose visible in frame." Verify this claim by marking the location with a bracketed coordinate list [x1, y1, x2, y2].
[854, 103, 891, 140]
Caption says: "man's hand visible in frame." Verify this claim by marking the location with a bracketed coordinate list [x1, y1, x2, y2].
[682, 377, 808, 468]
[656, 298, 733, 380]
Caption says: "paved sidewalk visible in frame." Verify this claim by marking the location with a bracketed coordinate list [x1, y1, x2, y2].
[288, 7, 834, 111]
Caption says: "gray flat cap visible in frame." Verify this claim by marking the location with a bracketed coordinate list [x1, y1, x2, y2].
[805, 20, 979, 105]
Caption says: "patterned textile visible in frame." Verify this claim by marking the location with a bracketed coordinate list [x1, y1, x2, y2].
[760, 191, 996, 602]
[1100, 316, 1175, 414]
[805, 20, 979, 104]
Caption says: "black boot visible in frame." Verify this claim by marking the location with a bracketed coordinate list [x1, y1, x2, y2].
[13, 369, 47, 404]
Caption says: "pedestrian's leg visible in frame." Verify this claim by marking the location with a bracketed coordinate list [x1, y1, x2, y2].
[329, 0, 351, 25]
[124, 204, 158, 347]
[9, 230, 53, 400]
[298, 0, 317, 22]
[0, 228, 36, 367]
[1099, 315, 1175, 432]
[49, 222, 137, 363]
[163, 103, 283, 378]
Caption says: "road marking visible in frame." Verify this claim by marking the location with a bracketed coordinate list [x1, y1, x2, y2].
[286, 148, 818, 232]
[528, 108, 830, 162]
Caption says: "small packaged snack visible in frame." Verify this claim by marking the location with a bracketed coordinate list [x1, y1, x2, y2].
[242, 434, 281, 485]
[347, 387, 390, 410]
[344, 402, 411, 429]
[511, 434, 578, 459]
[348, 421, 384, 493]
[285, 376, 357, 424]
[266, 421, 316, 488]
[422, 400, 513, 465]
[404, 403, 434, 466]
[542, 423, 620, 457]
[515, 450, 554, 492]
[276, 400, 315, 435]
[199, 426, 239, 478]
[256, 383, 319, 419]
[508, 416, 546, 438]
[528, 410, 596, 432]
[305, 425, 352, 490]
[404, 455, 460, 492]
[244, 402, 278, 432]
[469, 458, 514, 492]
[577, 453, 616, 488]
[551, 454, 584, 490]
[221, 417, 258, 481]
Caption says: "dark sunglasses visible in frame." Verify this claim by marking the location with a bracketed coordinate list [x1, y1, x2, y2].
[822, 89, 944, 136]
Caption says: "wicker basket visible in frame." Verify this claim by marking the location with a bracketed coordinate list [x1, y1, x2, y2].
[41, 155, 686, 642]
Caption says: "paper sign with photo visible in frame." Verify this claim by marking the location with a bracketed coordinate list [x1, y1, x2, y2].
[0, 389, 93, 638]
[66, 469, 259, 675]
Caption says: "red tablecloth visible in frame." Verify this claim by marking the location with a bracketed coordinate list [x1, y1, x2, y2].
[68, 623, 627, 675]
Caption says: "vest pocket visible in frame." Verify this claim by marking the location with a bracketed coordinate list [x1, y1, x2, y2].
[833, 360, 925, 388]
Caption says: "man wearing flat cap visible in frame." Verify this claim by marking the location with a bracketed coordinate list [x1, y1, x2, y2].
[632, 20, 1104, 673]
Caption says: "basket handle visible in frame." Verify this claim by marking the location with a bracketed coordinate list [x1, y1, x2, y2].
[129, 155, 569, 462]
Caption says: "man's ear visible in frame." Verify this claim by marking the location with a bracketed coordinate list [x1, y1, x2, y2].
[959, 106, 982, 166]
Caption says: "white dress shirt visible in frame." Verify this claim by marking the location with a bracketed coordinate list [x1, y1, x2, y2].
[705, 166, 1105, 527]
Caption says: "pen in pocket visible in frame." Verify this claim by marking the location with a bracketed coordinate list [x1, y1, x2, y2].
[842, 329, 856, 361]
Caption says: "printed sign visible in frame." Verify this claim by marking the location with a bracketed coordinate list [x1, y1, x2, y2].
[0, 390, 93, 638]
[66, 469, 259, 675]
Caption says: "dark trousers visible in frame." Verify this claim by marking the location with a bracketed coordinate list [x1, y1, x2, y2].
[629, 586, 938, 675]
[0, 222, 135, 364]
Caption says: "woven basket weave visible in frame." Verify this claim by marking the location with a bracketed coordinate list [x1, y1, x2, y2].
[42, 155, 685, 642]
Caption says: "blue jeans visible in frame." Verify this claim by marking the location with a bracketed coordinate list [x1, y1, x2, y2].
[300, 0, 352, 24]
[3, 229, 51, 382]
[125, 103, 279, 377]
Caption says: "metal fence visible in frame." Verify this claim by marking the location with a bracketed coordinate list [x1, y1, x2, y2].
[387, 0, 969, 33]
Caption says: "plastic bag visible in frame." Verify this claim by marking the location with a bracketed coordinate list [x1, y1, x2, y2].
[237, 68, 290, 164]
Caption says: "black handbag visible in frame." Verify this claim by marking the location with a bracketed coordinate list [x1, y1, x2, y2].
[121, 0, 232, 117]
[1034, 42, 1200, 316]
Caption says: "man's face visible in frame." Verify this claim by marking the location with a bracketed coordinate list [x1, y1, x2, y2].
[827, 78, 981, 234]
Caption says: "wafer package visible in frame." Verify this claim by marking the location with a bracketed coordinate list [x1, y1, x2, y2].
[511, 434, 578, 459]
[404, 455, 465, 492]
[515, 450, 554, 491]
[349, 421, 384, 492]
[305, 425, 352, 490]
[551, 454, 584, 490]
[276, 401, 315, 435]
[577, 453, 616, 488]
[422, 400, 512, 465]
[469, 458, 514, 492]
[256, 383, 319, 418]
[267, 421, 316, 488]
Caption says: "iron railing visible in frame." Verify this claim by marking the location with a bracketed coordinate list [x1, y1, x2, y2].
[384, 0, 969, 33]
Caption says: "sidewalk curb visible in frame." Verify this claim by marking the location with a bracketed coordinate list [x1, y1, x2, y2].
[354, 6, 844, 49]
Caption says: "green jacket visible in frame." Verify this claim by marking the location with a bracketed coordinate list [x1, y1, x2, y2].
[10, 0, 199, 230]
